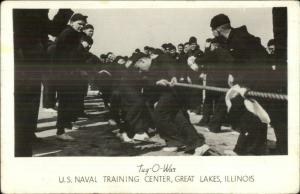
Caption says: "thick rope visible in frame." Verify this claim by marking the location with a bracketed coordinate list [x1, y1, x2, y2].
[173, 82, 287, 101]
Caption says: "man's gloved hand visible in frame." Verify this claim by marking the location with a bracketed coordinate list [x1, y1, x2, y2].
[169, 77, 177, 87]
[199, 73, 206, 80]
[156, 79, 169, 86]
[225, 84, 249, 112]
[187, 76, 192, 84]
[228, 74, 234, 87]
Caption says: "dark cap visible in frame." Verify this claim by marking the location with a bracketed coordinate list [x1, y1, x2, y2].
[100, 54, 107, 59]
[70, 13, 88, 22]
[161, 43, 168, 49]
[178, 43, 184, 47]
[210, 14, 230, 30]
[81, 35, 93, 45]
[130, 52, 145, 62]
[167, 43, 173, 49]
[206, 38, 213, 43]
[152, 48, 163, 55]
[82, 24, 94, 30]
[147, 47, 155, 53]
[169, 44, 176, 50]
[189, 36, 197, 44]
[115, 56, 125, 62]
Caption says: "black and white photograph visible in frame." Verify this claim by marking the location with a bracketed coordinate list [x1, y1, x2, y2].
[1, 1, 299, 193]
[12, 7, 288, 157]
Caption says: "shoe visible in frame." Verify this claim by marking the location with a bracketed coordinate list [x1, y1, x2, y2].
[193, 144, 210, 156]
[56, 134, 75, 141]
[224, 150, 238, 156]
[71, 124, 80, 130]
[133, 132, 150, 141]
[78, 113, 90, 119]
[43, 108, 57, 113]
[229, 131, 239, 135]
[108, 119, 117, 126]
[162, 147, 178, 152]
[120, 132, 133, 143]
[112, 129, 120, 134]
[149, 134, 166, 145]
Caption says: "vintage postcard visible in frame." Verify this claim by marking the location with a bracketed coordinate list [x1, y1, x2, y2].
[1, 1, 299, 193]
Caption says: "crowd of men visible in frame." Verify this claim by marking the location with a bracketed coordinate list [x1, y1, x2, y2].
[14, 9, 287, 157]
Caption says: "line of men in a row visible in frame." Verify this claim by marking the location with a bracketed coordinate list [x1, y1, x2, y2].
[71, 14, 285, 156]
[88, 14, 285, 156]
[94, 36, 278, 136]
[14, 9, 286, 157]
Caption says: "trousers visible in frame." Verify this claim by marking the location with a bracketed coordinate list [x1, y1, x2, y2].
[15, 73, 41, 157]
[153, 90, 205, 152]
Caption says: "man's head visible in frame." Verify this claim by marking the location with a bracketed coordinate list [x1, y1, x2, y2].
[189, 36, 198, 51]
[107, 52, 116, 62]
[178, 43, 184, 53]
[183, 42, 190, 54]
[150, 48, 162, 59]
[190, 42, 198, 51]
[144, 46, 150, 54]
[169, 44, 177, 56]
[80, 35, 93, 51]
[267, 39, 275, 54]
[115, 56, 126, 65]
[100, 54, 107, 63]
[210, 14, 231, 38]
[134, 57, 152, 72]
[161, 43, 170, 53]
[69, 13, 88, 32]
[210, 38, 220, 51]
[205, 38, 212, 50]
[82, 24, 94, 37]
[147, 47, 155, 55]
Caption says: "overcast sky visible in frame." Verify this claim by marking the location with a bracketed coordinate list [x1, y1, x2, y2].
[49, 8, 273, 57]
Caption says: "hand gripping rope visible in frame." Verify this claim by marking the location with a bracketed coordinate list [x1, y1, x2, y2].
[173, 83, 287, 101]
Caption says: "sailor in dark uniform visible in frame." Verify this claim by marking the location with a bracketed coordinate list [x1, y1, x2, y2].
[13, 9, 74, 156]
[54, 13, 88, 141]
[187, 36, 204, 58]
[138, 49, 209, 155]
[196, 38, 234, 132]
[185, 37, 204, 114]
[210, 14, 270, 155]
[112, 54, 154, 142]
[73, 35, 94, 119]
